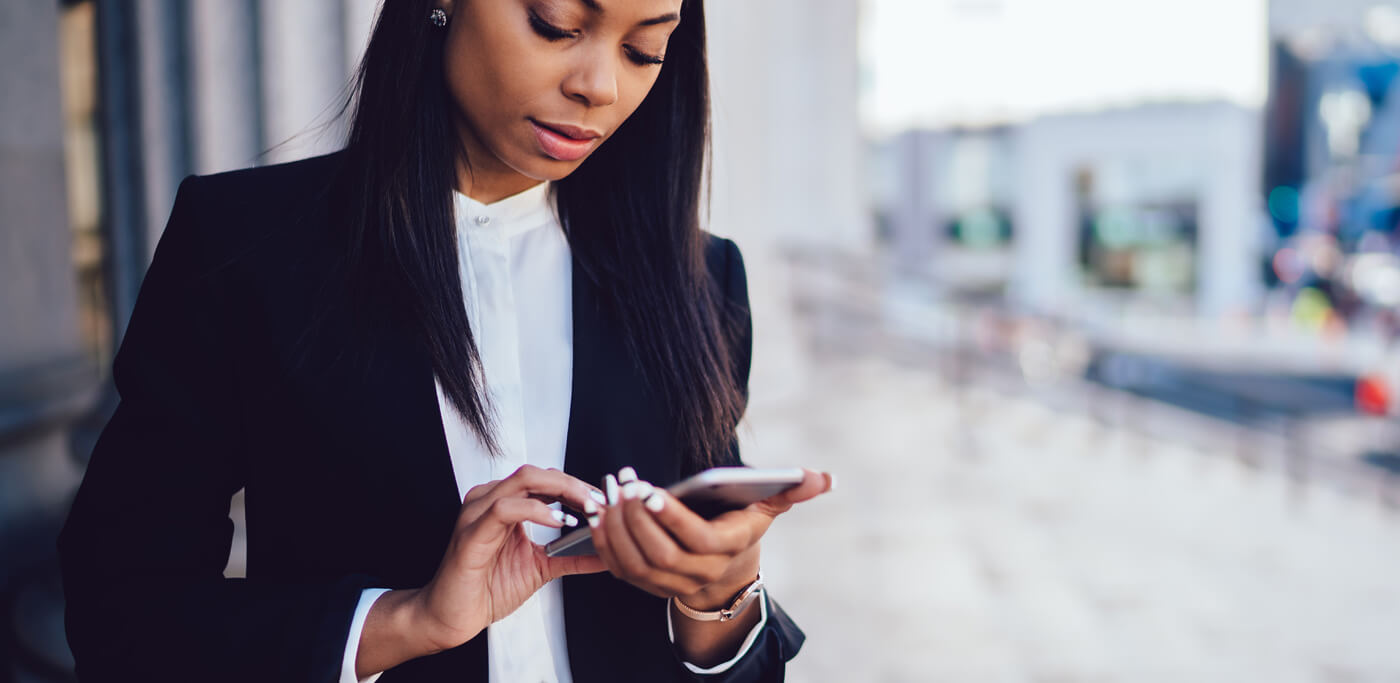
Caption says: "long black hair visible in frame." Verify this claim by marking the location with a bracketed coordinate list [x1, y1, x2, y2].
[335, 0, 743, 472]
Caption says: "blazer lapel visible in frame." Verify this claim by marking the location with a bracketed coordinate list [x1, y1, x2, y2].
[560, 256, 681, 492]
[336, 327, 461, 525]
[560, 257, 614, 490]
[560, 255, 686, 681]
[286, 290, 461, 559]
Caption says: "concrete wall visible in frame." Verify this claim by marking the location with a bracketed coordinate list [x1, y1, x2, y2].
[0, 0, 81, 370]
[707, 0, 869, 251]
[0, 1, 92, 678]
[1010, 102, 1265, 317]
[1270, 0, 1400, 38]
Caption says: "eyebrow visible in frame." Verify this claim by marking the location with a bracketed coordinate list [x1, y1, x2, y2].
[576, 0, 681, 26]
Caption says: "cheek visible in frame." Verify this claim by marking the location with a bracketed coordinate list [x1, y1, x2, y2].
[443, 28, 548, 128]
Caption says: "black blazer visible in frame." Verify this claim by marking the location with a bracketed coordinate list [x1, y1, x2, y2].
[56, 152, 804, 682]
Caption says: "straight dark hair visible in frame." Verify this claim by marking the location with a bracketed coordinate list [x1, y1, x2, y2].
[334, 0, 744, 472]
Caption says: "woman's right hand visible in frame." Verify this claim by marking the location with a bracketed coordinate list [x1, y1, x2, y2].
[409, 464, 606, 652]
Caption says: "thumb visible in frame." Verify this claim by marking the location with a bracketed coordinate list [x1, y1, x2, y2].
[755, 469, 833, 516]
[546, 553, 607, 580]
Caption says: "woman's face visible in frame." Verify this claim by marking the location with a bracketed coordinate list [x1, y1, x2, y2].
[440, 0, 683, 200]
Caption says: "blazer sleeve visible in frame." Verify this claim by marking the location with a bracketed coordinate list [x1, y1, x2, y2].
[672, 237, 806, 682]
[56, 175, 377, 683]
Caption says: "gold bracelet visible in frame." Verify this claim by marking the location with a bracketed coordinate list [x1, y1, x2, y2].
[671, 572, 764, 622]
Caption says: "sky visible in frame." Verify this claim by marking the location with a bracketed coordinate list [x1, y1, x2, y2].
[860, 0, 1270, 134]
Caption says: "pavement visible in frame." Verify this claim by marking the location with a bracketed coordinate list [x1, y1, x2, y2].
[745, 252, 1400, 683]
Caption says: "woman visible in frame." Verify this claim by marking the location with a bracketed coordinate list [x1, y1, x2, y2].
[56, 0, 832, 681]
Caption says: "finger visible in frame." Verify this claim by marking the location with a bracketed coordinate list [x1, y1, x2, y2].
[563, 471, 607, 507]
[586, 485, 607, 506]
[545, 553, 607, 579]
[588, 507, 623, 577]
[645, 490, 751, 555]
[623, 496, 729, 587]
[612, 499, 702, 596]
[602, 498, 652, 581]
[477, 465, 597, 514]
[604, 474, 619, 505]
[559, 484, 608, 511]
[461, 479, 504, 506]
[753, 469, 833, 515]
[699, 470, 832, 543]
[462, 468, 607, 508]
[474, 497, 573, 535]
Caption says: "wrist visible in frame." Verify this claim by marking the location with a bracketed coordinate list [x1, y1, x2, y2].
[403, 587, 480, 655]
[679, 550, 761, 611]
[353, 587, 463, 679]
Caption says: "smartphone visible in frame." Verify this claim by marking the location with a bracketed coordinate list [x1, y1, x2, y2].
[544, 467, 805, 558]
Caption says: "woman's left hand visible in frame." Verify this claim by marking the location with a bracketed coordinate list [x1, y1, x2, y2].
[588, 468, 834, 609]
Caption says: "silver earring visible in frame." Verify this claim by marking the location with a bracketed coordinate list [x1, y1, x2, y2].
[429, 8, 448, 27]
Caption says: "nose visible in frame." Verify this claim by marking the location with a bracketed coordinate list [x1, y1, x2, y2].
[562, 51, 619, 108]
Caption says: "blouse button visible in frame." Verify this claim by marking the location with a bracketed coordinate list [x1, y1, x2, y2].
[475, 215, 490, 226]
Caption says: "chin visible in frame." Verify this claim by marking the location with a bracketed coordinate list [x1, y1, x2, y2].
[521, 156, 587, 181]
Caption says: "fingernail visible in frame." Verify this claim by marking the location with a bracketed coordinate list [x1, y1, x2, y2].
[551, 510, 567, 524]
[605, 475, 619, 505]
[563, 514, 579, 527]
[584, 498, 598, 514]
[645, 492, 665, 512]
[588, 514, 600, 528]
[635, 482, 654, 499]
[618, 466, 637, 484]
[589, 489, 607, 505]
[828, 473, 837, 492]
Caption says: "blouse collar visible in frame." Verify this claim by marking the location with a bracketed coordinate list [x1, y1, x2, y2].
[452, 181, 557, 239]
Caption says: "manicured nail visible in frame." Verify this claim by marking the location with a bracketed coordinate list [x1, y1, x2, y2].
[618, 466, 637, 484]
[605, 475, 619, 505]
[588, 514, 600, 528]
[589, 489, 607, 505]
[634, 482, 654, 499]
[584, 498, 598, 514]
[828, 473, 837, 492]
[551, 510, 567, 524]
[562, 514, 579, 527]
[645, 492, 665, 512]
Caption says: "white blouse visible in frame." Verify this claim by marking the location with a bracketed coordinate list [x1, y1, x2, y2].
[338, 181, 764, 683]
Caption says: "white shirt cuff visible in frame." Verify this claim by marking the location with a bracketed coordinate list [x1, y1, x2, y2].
[665, 588, 769, 675]
[341, 588, 393, 683]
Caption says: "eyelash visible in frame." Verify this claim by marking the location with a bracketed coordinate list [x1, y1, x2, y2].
[528, 11, 665, 66]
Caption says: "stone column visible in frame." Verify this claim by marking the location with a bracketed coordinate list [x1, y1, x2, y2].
[889, 129, 947, 277]
[707, 0, 868, 251]
[1198, 107, 1265, 318]
[342, 0, 379, 77]
[1011, 121, 1078, 312]
[0, 0, 89, 555]
[188, 0, 262, 175]
[134, 0, 192, 254]
[0, 0, 96, 678]
[258, 0, 350, 164]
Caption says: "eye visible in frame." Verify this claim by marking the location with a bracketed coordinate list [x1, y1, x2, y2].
[528, 10, 577, 41]
[626, 46, 664, 66]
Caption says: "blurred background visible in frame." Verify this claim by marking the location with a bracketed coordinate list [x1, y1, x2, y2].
[4, 0, 1400, 681]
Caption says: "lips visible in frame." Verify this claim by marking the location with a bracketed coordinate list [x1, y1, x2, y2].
[529, 118, 602, 162]
[531, 119, 601, 141]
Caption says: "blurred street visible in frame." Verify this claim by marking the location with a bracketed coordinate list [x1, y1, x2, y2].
[11, 1, 1400, 680]
[749, 252, 1400, 683]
